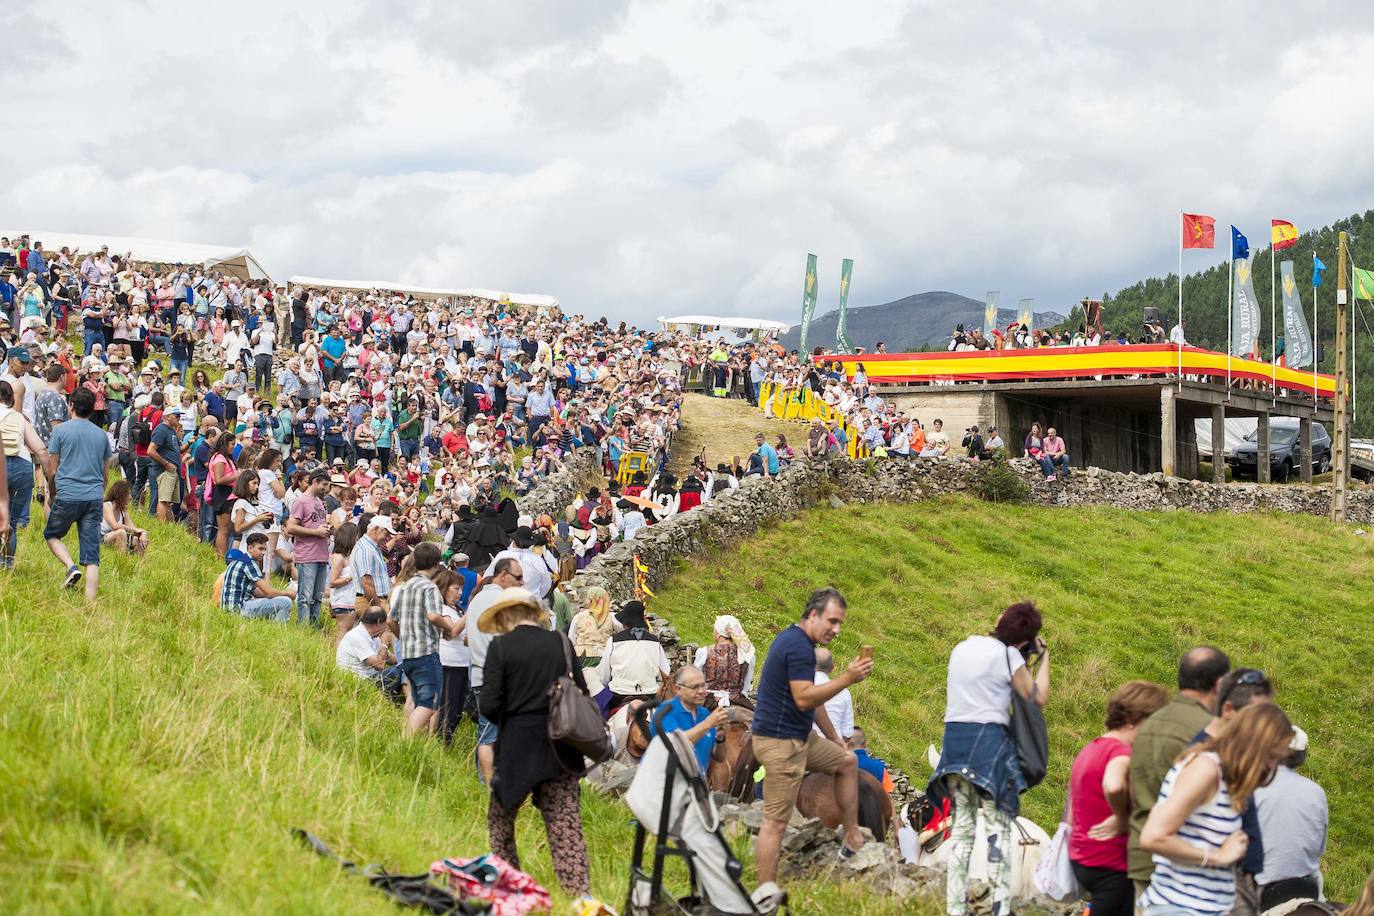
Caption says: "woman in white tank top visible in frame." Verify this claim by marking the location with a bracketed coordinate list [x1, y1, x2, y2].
[1140, 704, 1294, 915]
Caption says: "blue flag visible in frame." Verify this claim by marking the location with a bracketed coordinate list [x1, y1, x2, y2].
[1231, 226, 1249, 261]
[1313, 254, 1327, 288]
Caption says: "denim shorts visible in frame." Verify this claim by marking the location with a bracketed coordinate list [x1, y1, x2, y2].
[43, 497, 104, 566]
[401, 653, 443, 710]
[470, 685, 499, 746]
[5, 456, 34, 528]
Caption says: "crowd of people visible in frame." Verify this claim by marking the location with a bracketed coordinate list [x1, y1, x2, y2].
[1, 233, 1361, 913]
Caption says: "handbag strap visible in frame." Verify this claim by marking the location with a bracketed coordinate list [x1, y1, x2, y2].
[557, 631, 576, 679]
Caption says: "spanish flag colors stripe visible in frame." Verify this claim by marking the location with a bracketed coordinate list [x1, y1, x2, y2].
[1271, 219, 1299, 250]
[827, 345, 1334, 398]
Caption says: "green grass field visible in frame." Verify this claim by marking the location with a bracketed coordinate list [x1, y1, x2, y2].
[4, 495, 1372, 913]
[653, 497, 1374, 902]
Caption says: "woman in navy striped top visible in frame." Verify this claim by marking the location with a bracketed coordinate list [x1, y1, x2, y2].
[1139, 704, 1293, 915]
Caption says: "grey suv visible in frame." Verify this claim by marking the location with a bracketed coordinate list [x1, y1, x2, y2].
[1226, 418, 1331, 483]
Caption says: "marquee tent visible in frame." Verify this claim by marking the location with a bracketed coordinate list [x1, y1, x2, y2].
[4, 230, 271, 282]
[288, 275, 559, 309]
[657, 314, 789, 334]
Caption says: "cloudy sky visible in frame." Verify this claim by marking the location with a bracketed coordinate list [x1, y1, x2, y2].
[7, 1, 1374, 325]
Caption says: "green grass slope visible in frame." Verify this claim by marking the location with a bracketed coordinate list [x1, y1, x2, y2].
[0, 518, 645, 913]
[654, 498, 1374, 900]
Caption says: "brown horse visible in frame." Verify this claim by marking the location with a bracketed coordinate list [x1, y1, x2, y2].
[720, 734, 892, 842]
[706, 706, 755, 792]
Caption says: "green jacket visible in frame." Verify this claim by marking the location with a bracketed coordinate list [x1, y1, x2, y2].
[1127, 693, 1213, 881]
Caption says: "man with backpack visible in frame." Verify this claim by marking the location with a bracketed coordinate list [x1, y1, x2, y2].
[148, 406, 185, 523]
[189, 419, 220, 543]
[131, 391, 164, 512]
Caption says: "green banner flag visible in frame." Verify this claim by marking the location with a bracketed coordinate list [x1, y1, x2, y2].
[798, 253, 819, 355]
[1279, 260, 1314, 368]
[984, 291, 1000, 335]
[1354, 266, 1374, 300]
[835, 258, 854, 352]
[1017, 298, 1035, 334]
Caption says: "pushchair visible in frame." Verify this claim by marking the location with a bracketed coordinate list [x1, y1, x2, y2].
[622, 702, 785, 915]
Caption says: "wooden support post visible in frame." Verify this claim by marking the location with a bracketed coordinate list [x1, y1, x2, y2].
[1161, 386, 1177, 477]
[1257, 412, 1271, 484]
[1333, 231, 1350, 521]
[1300, 417, 1313, 484]
[1212, 404, 1226, 484]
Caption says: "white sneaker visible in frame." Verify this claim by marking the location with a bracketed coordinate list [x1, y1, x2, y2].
[751, 882, 784, 913]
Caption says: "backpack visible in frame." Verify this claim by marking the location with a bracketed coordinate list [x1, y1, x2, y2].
[131, 408, 155, 447]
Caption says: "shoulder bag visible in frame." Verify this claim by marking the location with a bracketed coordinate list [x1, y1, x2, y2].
[1005, 647, 1049, 788]
[547, 632, 612, 769]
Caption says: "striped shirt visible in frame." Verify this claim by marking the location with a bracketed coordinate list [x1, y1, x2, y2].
[1141, 751, 1240, 914]
[349, 535, 391, 599]
[388, 575, 443, 660]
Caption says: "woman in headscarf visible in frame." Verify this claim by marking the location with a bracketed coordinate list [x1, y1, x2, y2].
[595, 601, 671, 711]
[568, 585, 618, 715]
[693, 614, 757, 710]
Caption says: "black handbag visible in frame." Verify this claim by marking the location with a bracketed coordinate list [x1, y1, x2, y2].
[1006, 648, 1048, 789]
[547, 633, 612, 768]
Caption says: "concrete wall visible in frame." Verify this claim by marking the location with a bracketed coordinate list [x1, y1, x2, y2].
[888, 390, 997, 440]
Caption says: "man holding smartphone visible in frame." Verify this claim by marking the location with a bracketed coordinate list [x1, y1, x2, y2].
[751, 586, 873, 900]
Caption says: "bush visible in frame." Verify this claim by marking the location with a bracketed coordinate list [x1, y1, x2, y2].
[975, 456, 1031, 503]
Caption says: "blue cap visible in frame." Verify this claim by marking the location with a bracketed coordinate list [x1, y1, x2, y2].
[7, 346, 31, 362]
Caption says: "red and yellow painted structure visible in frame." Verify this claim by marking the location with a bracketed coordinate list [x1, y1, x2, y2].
[824, 344, 1335, 398]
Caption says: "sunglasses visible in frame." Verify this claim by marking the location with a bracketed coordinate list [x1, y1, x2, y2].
[1219, 669, 1269, 710]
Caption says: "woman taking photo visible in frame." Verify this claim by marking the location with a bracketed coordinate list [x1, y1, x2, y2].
[327, 521, 359, 642]
[1139, 704, 1295, 916]
[230, 472, 273, 556]
[1067, 680, 1169, 916]
[101, 480, 148, 553]
[477, 587, 591, 896]
[928, 601, 1050, 916]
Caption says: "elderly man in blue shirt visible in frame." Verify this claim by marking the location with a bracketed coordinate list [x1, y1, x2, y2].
[649, 664, 729, 773]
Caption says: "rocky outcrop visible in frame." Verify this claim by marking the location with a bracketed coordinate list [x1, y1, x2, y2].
[567, 455, 1373, 609]
[520, 450, 605, 520]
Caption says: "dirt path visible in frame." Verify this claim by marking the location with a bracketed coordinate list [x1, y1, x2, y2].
[670, 392, 799, 474]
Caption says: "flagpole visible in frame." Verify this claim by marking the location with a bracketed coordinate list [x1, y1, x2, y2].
[1227, 254, 1234, 396]
[1312, 251, 1318, 406]
[1177, 212, 1184, 389]
[1270, 239, 1277, 399]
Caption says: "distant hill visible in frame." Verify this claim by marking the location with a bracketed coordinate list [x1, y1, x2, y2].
[779, 291, 1067, 352]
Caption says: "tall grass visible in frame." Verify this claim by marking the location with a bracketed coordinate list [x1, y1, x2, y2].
[655, 498, 1374, 901]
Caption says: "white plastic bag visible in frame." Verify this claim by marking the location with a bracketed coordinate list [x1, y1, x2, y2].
[1032, 821, 1082, 901]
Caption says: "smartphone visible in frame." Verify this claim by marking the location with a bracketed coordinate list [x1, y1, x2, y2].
[859, 645, 874, 662]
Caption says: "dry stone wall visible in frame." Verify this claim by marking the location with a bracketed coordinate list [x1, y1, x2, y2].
[566, 455, 1373, 610]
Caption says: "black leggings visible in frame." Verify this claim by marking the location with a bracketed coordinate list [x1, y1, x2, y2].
[438, 664, 469, 745]
[1071, 862, 1132, 916]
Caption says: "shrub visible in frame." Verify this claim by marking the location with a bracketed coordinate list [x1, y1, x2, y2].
[976, 455, 1031, 504]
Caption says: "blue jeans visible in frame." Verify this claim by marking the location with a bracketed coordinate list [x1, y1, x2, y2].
[295, 561, 328, 626]
[83, 328, 103, 357]
[171, 358, 190, 378]
[240, 596, 293, 622]
[1038, 453, 1070, 477]
[197, 484, 216, 543]
[148, 334, 170, 355]
[398, 439, 419, 460]
[145, 464, 161, 514]
[3, 456, 34, 567]
[43, 497, 104, 566]
[401, 653, 443, 710]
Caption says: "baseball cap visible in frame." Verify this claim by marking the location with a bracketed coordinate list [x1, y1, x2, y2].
[7, 347, 31, 363]
[1289, 726, 1308, 752]
[164, 406, 184, 416]
[369, 515, 395, 533]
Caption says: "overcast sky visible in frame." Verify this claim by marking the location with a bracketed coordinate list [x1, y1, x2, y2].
[7, 1, 1374, 325]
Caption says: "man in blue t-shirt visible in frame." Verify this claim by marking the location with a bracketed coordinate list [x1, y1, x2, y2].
[649, 665, 728, 774]
[754, 431, 780, 477]
[43, 388, 113, 601]
[750, 586, 872, 894]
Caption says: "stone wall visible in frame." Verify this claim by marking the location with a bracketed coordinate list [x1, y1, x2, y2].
[566, 455, 1373, 610]
[520, 450, 605, 519]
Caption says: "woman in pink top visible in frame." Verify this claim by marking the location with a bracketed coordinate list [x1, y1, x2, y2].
[1067, 680, 1168, 916]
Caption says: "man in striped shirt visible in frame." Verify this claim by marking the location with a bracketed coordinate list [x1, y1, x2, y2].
[387, 542, 460, 736]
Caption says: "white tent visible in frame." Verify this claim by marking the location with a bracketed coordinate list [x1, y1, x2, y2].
[658, 314, 789, 334]
[5, 230, 271, 282]
[288, 275, 559, 309]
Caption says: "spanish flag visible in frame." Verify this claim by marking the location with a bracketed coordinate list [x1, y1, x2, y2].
[1271, 219, 1299, 250]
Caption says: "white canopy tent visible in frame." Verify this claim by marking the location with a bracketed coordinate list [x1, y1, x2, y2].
[5, 230, 271, 282]
[657, 314, 789, 335]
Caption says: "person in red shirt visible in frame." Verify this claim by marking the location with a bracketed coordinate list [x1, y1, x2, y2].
[133, 392, 166, 510]
[1067, 680, 1169, 916]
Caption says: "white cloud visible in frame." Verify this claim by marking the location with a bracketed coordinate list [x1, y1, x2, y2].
[6, 0, 1374, 329]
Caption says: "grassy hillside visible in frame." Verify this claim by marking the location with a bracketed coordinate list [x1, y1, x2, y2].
[654, 498, 1374, 900]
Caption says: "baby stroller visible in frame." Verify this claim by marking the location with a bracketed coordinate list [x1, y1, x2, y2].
[623, 702, 785, 915]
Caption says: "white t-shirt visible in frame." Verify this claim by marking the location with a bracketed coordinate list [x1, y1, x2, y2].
[943, 635, 1024, 726]
[336, 625, 382, 680]
[437, 604, 470, 668]
[257, 469, 284, 521]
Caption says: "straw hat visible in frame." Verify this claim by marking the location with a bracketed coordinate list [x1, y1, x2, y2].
[476, 587, 546, 634]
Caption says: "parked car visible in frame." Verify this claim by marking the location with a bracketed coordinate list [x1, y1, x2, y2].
[1226, 418, 1331, 482]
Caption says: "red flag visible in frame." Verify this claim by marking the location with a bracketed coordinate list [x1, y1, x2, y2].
[1182, 213, 1216, 249]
